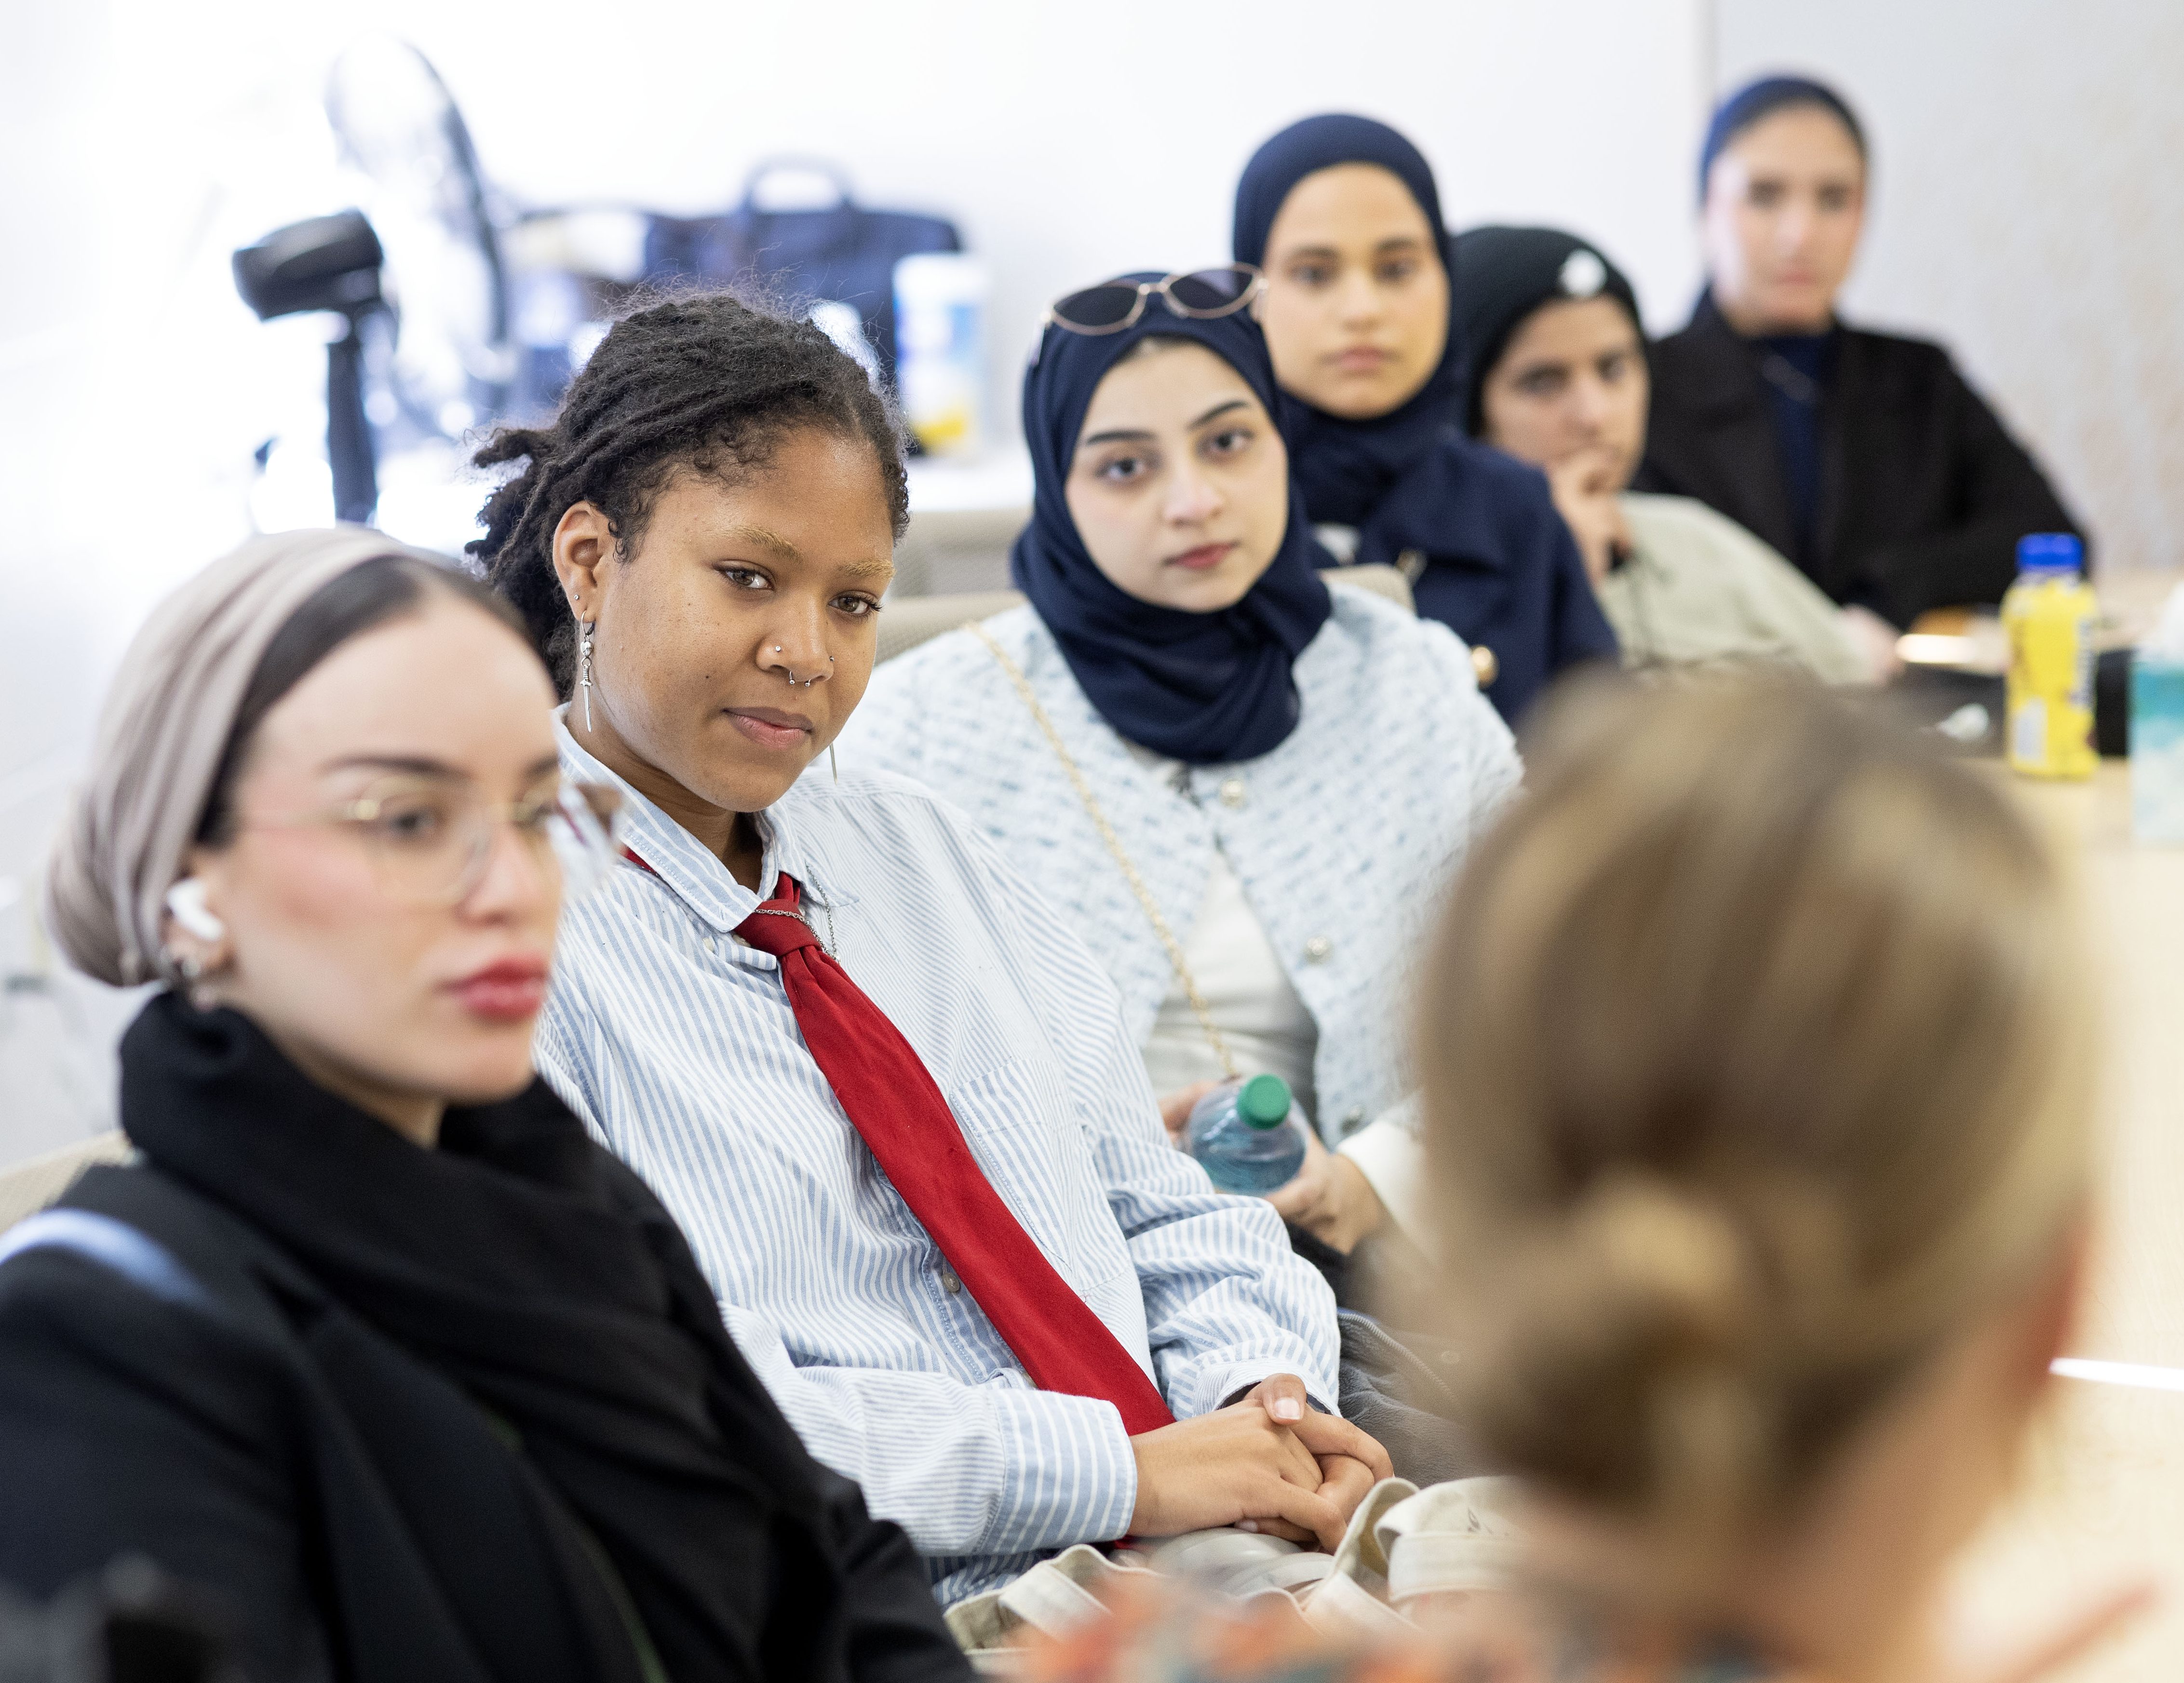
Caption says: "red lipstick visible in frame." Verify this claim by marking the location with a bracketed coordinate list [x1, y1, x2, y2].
[448, 957, 549, 1023]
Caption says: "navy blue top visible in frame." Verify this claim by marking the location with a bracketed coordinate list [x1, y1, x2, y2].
[1011, 279, 1334, 766]
[1755, 327, 1836, 569]
[1233, 114, 1617, 721]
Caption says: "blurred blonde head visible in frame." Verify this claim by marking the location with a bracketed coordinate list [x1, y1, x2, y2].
[1417, 678, 2096, 1598]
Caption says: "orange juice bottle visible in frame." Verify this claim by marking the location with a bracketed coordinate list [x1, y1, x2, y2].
[2003, 534, 2097, 780]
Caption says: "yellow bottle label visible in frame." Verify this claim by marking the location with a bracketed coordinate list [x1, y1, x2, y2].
[2002, 574, 2097, 779]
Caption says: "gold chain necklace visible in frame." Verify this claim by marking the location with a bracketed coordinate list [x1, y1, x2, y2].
[964, 621, 1239, 1082]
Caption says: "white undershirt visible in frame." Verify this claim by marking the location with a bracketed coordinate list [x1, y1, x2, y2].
[1125, 747, 1427, 1236]
[1140, 843, 1321, 1124]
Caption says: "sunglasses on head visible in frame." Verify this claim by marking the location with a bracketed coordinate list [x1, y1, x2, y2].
[1045, 265, 1265, 336]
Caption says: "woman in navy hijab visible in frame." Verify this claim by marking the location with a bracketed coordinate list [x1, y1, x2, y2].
[846, 270, 1518, 1269]
[1235, 114, 1618, 722]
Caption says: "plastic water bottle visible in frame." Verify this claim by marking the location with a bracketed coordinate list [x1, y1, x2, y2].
[2131, 581, 2184, 842]
[2003, 533, 2098, 781]
[1186, 1073, 1307, 1194]
[893, 253, 988, 457]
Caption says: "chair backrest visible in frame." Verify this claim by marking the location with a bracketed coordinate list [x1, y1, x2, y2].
[875, 565, 1415, 665]
[0, 1132, 131, 1235]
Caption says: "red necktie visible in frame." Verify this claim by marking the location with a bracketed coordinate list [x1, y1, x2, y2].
[727, 871, 1174, 1437]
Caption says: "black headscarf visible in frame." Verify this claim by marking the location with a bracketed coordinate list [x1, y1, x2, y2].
[1011, 278, 1332, 765]
[1229, 115, 1621, 721]
[117, 993, 954, 1683]
[1697, 75, 1867, 202]
[1449, 226, 1644, 435]
[1231, 114, 1469, 529]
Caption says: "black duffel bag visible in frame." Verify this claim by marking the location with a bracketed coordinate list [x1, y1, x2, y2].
[643, 159, 961, 388]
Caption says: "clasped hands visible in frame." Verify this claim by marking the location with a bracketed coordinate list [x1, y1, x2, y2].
[1127, 1371, 1391, 1552]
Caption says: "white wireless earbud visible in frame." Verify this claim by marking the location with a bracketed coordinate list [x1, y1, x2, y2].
[164, 878, 227, 943]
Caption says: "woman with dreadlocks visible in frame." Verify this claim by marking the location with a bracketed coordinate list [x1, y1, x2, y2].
[471, 291, 1384, 1616]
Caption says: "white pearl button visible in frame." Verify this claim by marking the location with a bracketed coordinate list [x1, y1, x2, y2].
[1304, 935, 1334, 963]
[1218, 777, 1248, 809]
[940, 1268, 962, 1295]
[1344, 1106, 1365, 1126]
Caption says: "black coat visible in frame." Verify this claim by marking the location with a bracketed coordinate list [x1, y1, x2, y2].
[1635, 297, 2085, 625]
[0, 999, 969, 1683]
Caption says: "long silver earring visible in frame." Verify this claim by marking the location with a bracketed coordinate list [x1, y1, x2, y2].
[577, 620, 596, 730]
[830, 743, 839, 783]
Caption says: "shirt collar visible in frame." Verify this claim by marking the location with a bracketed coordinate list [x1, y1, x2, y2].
[553, 710, 853, 936]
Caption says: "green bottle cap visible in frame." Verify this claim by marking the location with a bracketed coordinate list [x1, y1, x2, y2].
[1237, 1073, 1292, 1129]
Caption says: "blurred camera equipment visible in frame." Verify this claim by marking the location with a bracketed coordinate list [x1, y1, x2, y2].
[231, 208, 386, 525]
[323, 36, 512, 447]
[230, 38, 514, 531]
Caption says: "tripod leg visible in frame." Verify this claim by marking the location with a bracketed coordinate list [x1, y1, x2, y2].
[326, 323, 377, 525]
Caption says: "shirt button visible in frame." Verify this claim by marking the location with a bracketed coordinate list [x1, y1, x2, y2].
[701, 937, 716, 953]
[1470, 644, 1499, 688]
[940, 1268, 962, 1295]
[1304, 935, 1334, 964]
[1218, 777, 1248, 809]
[1344, 1106, 1365, 1126]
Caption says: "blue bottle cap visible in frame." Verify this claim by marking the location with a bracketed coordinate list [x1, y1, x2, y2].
[1237, 1073, 1292, 1129]
[2016, 532, 2083, 575]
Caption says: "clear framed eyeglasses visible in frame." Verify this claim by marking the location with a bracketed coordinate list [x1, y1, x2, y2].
[248, 774, 622, 907]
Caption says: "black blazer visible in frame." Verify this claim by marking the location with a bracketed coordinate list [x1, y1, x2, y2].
[1635, 297, 2085, 625]
[0, 1160, 966, 1683]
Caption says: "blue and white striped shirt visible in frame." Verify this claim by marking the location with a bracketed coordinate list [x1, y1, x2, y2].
[536, 719, 1340, 1607]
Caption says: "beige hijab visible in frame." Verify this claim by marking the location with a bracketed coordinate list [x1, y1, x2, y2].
[44, 528, 442, 988]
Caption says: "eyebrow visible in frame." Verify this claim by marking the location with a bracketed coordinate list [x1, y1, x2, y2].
[719, 523, 894, 582]
[1278, 235, 1429, 261]
[1079, 397, 1253, 452]
[720, 523, 802, 561]
[318, 753, 563, 780]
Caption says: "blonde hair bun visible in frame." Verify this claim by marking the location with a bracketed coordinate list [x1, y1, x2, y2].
[1419, 677, 2094, 1563]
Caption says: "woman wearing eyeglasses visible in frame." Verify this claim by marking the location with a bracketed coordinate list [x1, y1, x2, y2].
[5, 530, 970, 1683]
[1232, 114, 1618, 724]
[842, 271, 1518, 1272]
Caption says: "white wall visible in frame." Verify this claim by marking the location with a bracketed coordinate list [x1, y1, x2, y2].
[1717, 0, 2184, 574]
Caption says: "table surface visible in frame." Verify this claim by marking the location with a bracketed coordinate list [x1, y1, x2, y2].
[1948, 763, 2184, 1679]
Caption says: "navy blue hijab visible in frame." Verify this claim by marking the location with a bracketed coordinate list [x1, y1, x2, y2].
[1232, 114, 1467, 529]
[1698, 75, 1866, 202]
[1011, 284, 1332, 765]
[1232, 114, 1618, 721]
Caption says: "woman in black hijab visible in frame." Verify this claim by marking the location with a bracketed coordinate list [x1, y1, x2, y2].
[1638, 75, 2085, 650]
[1234, 113, 1618, 723]
[10, 530, 967, 1683]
